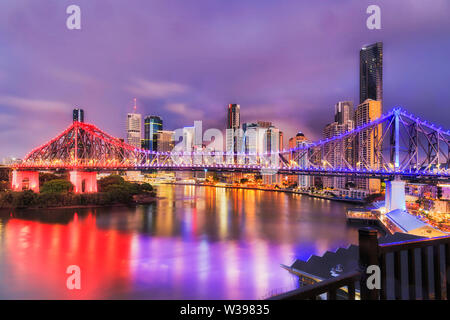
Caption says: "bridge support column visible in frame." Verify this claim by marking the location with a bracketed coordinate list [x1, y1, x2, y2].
[385, 179, 406, 212]
[11, 170, 40, 193]
[69, 171, 98, 194]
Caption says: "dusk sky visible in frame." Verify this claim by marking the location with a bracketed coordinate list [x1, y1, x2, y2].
[0, 0, 449, 160]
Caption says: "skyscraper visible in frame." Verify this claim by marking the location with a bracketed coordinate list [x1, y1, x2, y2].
[73, 108, 84, 123]
[279, 131, 284, 151]
[144, 116, 163, 151]
[227, 104, 240, 130]
[243, 121, 280, 170]
[355, 99, 382, 193]
[156, 130, 175, 152]
[335, 101, 355, 171]
[242, 122, 266, 162]
[323, 101, 354, 189]
[127, 113, 141, 148]
[174, 121, 203, 153]
[126, 99, 142, 148]
[226, 104, 241, 157]
[288, 132, 311, 188]
[360, 42, 383, 104]
[335, 101, 353, 125]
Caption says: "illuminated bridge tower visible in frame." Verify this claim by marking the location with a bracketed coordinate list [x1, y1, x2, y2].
[69, 171, 97, 193]
[11, 170, 40, 193]
[385, 109, 406, 212]
[70, 120, 98, 194]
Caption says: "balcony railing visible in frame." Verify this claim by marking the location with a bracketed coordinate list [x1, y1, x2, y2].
[268, 271, 360, 300]
[271, 227, 450, 300]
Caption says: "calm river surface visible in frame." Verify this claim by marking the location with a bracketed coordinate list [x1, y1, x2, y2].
[0, 184, 360, 299]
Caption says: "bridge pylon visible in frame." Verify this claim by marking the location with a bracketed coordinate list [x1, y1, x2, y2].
[69, 171, 98, 193]
[11, 170, 40, 193]
[384, 109, 407, 213]
[385, 178, 406, 212]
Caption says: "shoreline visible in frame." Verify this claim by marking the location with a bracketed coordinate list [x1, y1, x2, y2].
[0, 196, 159, 211]
[1, 182, 365, 211]
[152, 182, 366, 205]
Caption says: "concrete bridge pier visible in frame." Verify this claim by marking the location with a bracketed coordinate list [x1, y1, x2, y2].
[11, 170, 40, 193]
[69, 171, 98, 193]
[385, 179, 406, 212]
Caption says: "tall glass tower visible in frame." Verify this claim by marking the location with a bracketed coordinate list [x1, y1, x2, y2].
[73, 108, 84, 122]
[126, 113, 142, 148]
[144, 116, 163, 151]
[227, 104, 240, 130]
[360, 42, 383, 104]
[226, 104, 241, 155]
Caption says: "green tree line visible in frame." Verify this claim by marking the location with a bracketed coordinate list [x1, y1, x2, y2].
[0, 174, 155, 209]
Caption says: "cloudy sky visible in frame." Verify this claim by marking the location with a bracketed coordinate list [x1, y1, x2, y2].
[0, 0, 449, 159]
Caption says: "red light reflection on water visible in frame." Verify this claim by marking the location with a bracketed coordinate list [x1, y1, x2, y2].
[0, 185, 358, 299]
[3, 212, 133, 299]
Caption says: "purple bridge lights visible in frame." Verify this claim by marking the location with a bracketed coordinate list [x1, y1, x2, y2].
[8, 107, 450, 194]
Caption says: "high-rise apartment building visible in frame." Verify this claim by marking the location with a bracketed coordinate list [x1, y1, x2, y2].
[335, 101, 353, 125]
[227, 104, 240, 130]
[288, 132, 311, 188]
[263, 125, 281, 185]
[73, 108, 84, 123]
[243, 121, 280, 170]
[226, 104, 242, 157]
[175, 121, 203, 153]
[256, 121, 272, 128]
[126, 112, 142, 148]
[279, 131, 284, 151]
[355, 99, 382, 193]
[181, 127, 195, 152]
[144, 116, 163, 151]
[360, 42, 383, 104]
[323, 102, 355, 189]
[242, 122, 267, 163]
[156, 130, 175, 152]
[265, 126, 280, 157]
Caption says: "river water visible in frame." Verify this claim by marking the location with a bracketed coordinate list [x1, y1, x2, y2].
[0, 184, 360, 299]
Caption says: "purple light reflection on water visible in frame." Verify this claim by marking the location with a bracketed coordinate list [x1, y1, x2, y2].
[0, 184, 361, 299]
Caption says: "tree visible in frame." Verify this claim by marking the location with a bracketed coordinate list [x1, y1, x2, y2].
[12, 190, 37, 208]
[98, 175, 125, 192]
[39, 172, 62, 185]
[364, 193, 384, 204]
[0, 180, 9, 192]
[139, 183, 154, 193]
[0, 168, 10, 181]
[41, 179, 74, 193]
[104, 184, 133, 203]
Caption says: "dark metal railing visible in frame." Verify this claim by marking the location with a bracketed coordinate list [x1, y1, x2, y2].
[271, 227, 450, 300]
[268, 271, 360, 300]
[360, 228, 450, 300]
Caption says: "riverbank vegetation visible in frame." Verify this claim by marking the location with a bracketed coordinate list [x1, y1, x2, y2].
[0, 174, 156, 209]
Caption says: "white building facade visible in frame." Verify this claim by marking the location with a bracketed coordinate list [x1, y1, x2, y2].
[126, 112, 142, 148]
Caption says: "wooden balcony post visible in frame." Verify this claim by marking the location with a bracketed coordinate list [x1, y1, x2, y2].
[359, 227, 380, 300]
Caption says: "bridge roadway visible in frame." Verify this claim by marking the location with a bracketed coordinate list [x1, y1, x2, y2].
[10, 163, 450, 182]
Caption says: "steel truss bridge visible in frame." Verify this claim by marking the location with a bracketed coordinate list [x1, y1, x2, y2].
[14, 108, 450, 182]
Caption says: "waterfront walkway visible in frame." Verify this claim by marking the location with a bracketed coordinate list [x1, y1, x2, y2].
[346, 208, 447, 237]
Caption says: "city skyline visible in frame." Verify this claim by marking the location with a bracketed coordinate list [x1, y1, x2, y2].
[90, 36, 383, 160]
[1, 1, 450, 304]
[0, 1, 450, 161]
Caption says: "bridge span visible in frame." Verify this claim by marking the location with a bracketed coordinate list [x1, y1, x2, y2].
[8, 107, 450, 211]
